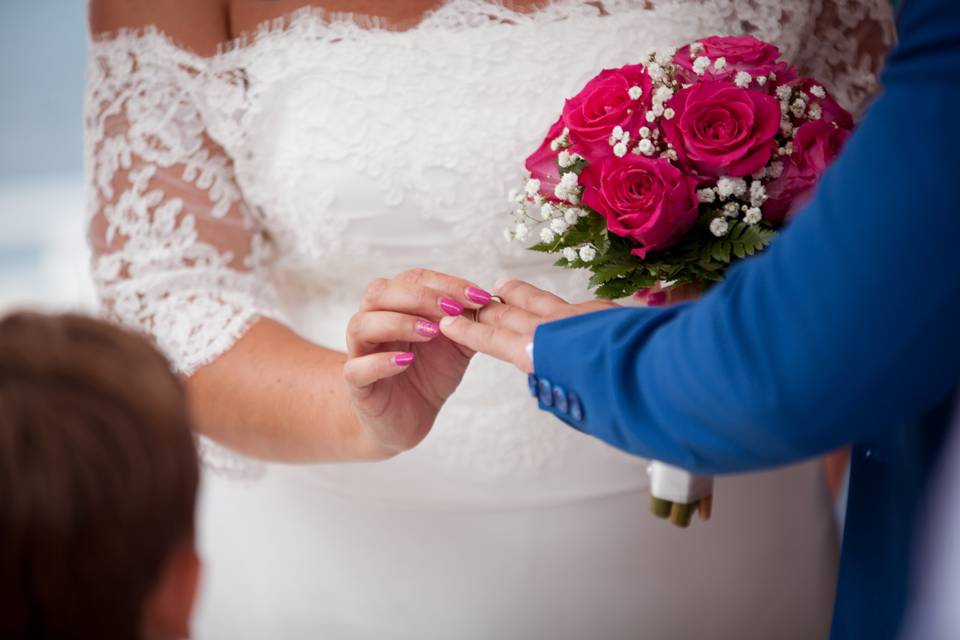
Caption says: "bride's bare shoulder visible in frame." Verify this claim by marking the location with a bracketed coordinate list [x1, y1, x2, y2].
[89, 0, 229, 56]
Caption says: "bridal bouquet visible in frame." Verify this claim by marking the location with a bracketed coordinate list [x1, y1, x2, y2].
[507, 35, 853, 527]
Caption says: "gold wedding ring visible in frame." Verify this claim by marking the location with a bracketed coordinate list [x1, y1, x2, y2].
[472, 295, 502, 322]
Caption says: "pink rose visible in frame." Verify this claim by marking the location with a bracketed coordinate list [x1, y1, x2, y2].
[581, 155, 700, 258]
[764, 120, 851, 224]
[663, 81, 781, 178]
[525, 117, 565, 197]
[561, 65, 652, 159]
[674, 35, 796, 83]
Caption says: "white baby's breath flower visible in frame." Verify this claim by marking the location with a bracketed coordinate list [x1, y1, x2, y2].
[744, 207, 763, 225]
[716, 176, 747, 198]
[693, 56, 711, 75]
[613, 142, 629, 157]
[612, 125, 625, 140]
[515, 223, 530, 241]
[647, 62, 664, 81]
[780, 120, 794, 136]
[724, 202, 740, 218]
[540, 202, 556, 220]
[810, 85, 826, 99]
[550, 218, 569, 235]
[808, 103, 823, 120]
[655, 47, 677, 65]
[652, 104, 665, 117]
[628, 85, 644, 100]
[550, 127, 571, 151]
[525, 178, 541, 196]
[654, 86, 674, 104]
[563, 247, 578, 262]
[734, 71, 752, 88]
[776, 85, 793, 101]
[697, 188, 717, 203]
[564, 208, 580, 225]
[645, 110, 657, 123]
[713, 57, 727, 71]
[661, 148, 678, 161]
[579, 245, 597, 262]
[639, 126, 651, 138]
[638, 138, 655, 156]
[750, 181, 768, 207]
[756, 76, 767, 86]
[790, 98, 807, 118]
[557, 150, 573, 168]
[540, 228, 556, 243]
[663, 107, 676, 120]
[710, 217, 730, 237]
[689, 42, 705, 56]
[554, 171, 581, 203]
[752, 167, 768, 180]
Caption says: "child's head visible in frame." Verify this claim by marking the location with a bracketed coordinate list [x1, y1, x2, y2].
[0, 312, 201, 640]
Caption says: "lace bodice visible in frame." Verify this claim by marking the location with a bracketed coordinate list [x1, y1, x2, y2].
[86, 0, 894, 483]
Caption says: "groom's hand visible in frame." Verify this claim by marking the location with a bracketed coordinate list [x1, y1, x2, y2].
[439, 278, 615, 373]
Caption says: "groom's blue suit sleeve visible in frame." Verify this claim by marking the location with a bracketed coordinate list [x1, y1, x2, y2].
[532, 0, 960, 476]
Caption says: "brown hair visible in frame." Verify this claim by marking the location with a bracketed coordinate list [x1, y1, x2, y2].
[0, 312, 200, 640]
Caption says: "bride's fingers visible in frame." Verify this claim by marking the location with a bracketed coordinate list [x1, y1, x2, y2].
[346, 311, 440, 357]
[477, 302, 541, 336]
[392, 269, 493, 309]
[361, 277, 484, 320]
[439, 315, 532, 373]
[494, 278, 572, 318]
[343, 351, 416, 392]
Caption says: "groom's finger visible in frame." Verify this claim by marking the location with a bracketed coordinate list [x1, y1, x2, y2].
[439, 315, 532, 373]
[494, 278, 571, 317]
[477, 302, 541, 335]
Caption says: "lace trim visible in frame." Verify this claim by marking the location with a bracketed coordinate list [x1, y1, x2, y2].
[86, 30, 283, 377]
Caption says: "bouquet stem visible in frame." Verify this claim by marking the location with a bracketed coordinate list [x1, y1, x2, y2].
[648, 461, 714, 529]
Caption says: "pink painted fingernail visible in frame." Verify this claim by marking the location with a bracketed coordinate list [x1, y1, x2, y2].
[633, 288, 652, 300]
[465, 287, 492, 305]
[647, 291, 668, 307]
[415, 320, 440, 338]
[438, 297, 464, 316]
[394, 352, 416, 367]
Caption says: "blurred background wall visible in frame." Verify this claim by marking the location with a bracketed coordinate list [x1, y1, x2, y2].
[0, 1, 94, 313]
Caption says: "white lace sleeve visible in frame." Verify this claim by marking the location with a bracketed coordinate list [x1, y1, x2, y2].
[85, 35, 280, 376]
[790, 0, 897, 116]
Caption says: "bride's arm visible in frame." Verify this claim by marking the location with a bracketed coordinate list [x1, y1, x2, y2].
[86, 2, 484, 463]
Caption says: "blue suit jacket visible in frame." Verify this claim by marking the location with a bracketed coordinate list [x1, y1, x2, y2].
[531, 1, 960, 637]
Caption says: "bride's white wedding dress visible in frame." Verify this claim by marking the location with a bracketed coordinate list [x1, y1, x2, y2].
[85, 1, 893, 638]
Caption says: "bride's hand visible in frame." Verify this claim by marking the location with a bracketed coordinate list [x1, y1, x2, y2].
[343, 269, 492, 455]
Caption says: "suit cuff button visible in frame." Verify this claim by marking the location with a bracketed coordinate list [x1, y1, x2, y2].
[553, 386, 569, 414]
[538, 378, 554, 407]
[527, 374, 539, 398]
[568, 392, 584, 422]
